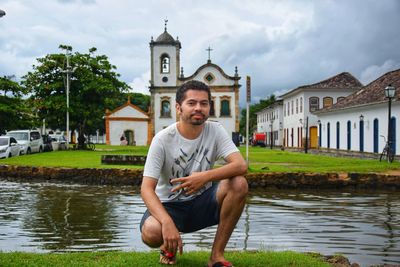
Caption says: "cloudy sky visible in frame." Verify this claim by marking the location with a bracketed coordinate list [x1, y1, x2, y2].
[1, 0, 400, 106]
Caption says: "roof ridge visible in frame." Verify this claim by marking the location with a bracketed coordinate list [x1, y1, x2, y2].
[299, 72, 362, 89]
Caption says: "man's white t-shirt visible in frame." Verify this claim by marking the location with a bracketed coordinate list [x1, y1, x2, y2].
[143, 121, 239, 202]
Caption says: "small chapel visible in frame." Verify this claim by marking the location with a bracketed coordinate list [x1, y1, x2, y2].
[106, 22, 241, 145]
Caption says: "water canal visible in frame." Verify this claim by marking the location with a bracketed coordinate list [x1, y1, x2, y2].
[0, 180, 399, 266]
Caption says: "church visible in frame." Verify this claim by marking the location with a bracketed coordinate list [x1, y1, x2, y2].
[106, 23, 241, 145]
[149, 23, 241, 138]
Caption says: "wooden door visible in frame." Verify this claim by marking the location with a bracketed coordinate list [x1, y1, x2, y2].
[310, 126, 318, 148]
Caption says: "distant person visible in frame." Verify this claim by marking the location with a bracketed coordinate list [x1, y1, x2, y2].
[140, 80, 248, 266]
[120, 135, 128, 145]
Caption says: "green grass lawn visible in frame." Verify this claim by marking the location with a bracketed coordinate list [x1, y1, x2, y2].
[0, 251, 331, 267]
[1, 144, 399, 173]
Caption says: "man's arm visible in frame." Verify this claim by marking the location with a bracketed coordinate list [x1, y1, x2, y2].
[141, 176, 183, 255]
[171, 151, 247, 195]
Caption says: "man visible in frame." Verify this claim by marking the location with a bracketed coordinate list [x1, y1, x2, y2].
[140, 80, 248, 267]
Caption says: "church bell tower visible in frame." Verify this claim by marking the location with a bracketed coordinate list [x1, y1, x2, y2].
[150, 20, 181, 88]
[149, 20, 182, 136]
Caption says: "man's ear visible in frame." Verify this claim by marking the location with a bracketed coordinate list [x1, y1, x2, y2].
[176, 103, 181, 113]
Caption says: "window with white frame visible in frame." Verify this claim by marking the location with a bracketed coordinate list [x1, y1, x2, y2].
[300, 97, 303, 113]
[309, 97, 319, 112]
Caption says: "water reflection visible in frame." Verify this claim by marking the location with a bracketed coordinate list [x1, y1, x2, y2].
[22, 186, 119, 251]
[0, 180, 399, 266]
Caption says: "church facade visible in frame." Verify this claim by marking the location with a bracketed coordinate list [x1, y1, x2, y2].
[149, 26, 241, 138]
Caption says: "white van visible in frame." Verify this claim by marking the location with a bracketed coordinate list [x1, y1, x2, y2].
[6, 130, 44, 154]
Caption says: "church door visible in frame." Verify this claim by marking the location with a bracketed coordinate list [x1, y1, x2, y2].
[124, 130, 135, 146]
[390, 117, 396, 154]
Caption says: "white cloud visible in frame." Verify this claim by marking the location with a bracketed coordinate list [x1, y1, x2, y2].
[128, 71, 151, 95]
[0, 0, 399, 105]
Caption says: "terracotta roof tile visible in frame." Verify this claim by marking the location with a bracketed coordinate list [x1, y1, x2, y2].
[298, 72, 363, 89]
[318, 69, 400, 112]
[280, 72, 362, 98]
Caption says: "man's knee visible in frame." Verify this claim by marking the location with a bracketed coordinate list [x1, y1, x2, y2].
[229, 176, 248, 198]
[141, 217, 163, 247]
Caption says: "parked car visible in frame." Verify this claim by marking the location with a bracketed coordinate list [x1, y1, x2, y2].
[6, 130, 44, 154]
[0, 136, 21, 158]
[49, 134, 67, 150]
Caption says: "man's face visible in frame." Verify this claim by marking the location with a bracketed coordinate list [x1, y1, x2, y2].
[176, 90, 210, 125]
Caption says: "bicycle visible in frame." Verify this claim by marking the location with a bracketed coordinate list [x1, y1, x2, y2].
[87, 141, 96, 151]
[379, 135, 395, 163]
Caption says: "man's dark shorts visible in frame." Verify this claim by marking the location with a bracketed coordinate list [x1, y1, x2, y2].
[140, 183, 220, 233]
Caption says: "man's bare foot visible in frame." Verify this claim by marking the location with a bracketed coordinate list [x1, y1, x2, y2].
[160, 249, 176, 265]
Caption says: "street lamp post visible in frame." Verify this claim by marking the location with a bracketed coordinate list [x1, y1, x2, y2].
[63, 51, 74, 149]
[270, 116, 275, 149]
[299, 117, 309, 153]
[305, 116, 309, 154]
[385, 84, 396, 161]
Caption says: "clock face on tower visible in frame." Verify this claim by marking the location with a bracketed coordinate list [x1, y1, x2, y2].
[162, 76, 168, 83]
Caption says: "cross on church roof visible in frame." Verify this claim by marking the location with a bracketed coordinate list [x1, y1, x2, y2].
[164, 17, 168, 32]
[206, 46, 213, 63]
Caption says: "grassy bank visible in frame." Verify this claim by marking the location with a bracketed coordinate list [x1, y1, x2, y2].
[0, 251, 331, 267]
[1, 144, 399, 173]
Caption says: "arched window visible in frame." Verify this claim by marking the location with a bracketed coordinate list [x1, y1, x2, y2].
[296, 99, 299, 114]
[291, 100, 294, 115]
[160, 54, 170, 73]
[284, 103, 286, 116]
[287, 102, 290, 116]
[300, 97, 303, 113]
[337, 97, 345, 103]
[161, 99, 171, 117]
[220, 98, 231, 116]
[309, 97, 319, 112]
[323, 97, 333, 108]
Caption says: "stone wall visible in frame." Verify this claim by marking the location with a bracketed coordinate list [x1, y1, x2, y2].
[101, 155, 147, 165]
[1, 164, 399, 189]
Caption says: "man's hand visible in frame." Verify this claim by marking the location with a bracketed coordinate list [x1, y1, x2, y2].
[162, 219, 183, 255]
[170, 172, 209, 195]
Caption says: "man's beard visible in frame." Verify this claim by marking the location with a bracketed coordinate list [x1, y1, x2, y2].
[183, 112, 209, 125]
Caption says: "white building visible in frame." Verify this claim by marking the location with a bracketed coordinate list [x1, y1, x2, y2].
[315, 69, 399, 155]
[105, 99, 150, 146]
[149, 25, 241, 138]
[279, 72, 362, 148]
[256, 100, 283, 147]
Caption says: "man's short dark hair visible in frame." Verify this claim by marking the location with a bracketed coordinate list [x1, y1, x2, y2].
[176, 80, 211, 105]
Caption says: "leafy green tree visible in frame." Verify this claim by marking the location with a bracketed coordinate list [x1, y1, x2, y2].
[0, 75, 29, 97]
[22, 45, 129, 148]
[0, 76, 33, 134]
[239, 94, 276, 136]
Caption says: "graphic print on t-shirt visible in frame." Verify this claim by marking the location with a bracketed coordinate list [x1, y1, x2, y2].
[168, 144, 211, 200]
